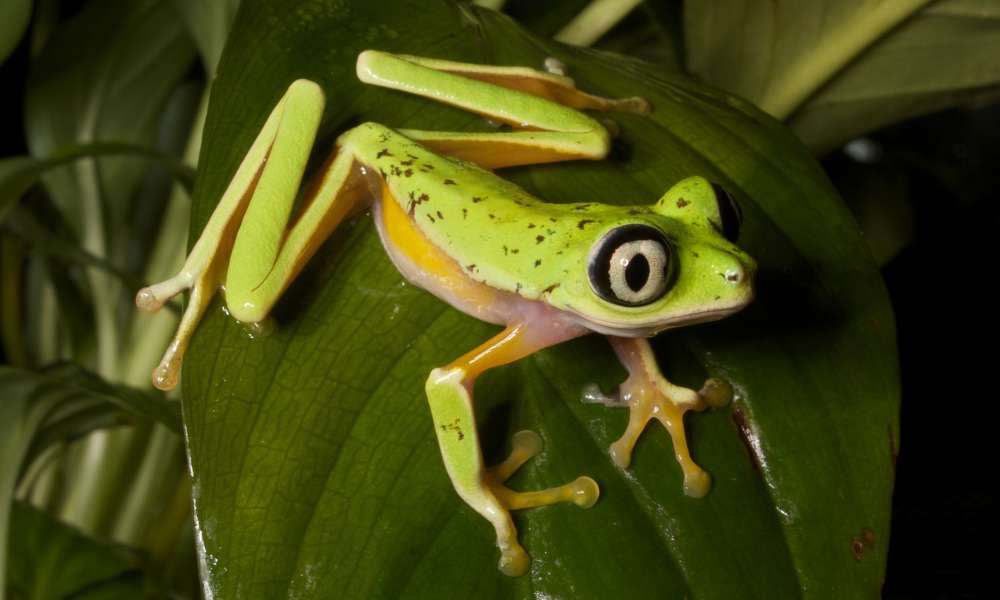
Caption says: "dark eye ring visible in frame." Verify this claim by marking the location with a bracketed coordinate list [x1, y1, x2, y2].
[587, 224, 673, 307]
[711, 183, 743, 242]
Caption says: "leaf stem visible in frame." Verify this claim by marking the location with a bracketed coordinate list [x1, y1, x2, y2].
[555, 0, 642, 46]
[759, 0, 933, 119]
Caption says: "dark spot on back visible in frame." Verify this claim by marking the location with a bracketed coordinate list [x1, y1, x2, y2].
[577, 219, 595, 229]
[535, 235, 545, 244]
[534, 259, 542, 267]
[676, 197, 689, 208]
[444, 179, 456, 185]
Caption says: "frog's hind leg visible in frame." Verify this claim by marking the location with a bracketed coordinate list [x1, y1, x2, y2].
[136, 80, 369, 390]
[605, 337, 732, 498]
[356, 50, 648, 169]
[426, 319, 598, 576]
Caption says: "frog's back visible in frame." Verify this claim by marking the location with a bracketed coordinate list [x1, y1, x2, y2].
[346, 122, 626, 300]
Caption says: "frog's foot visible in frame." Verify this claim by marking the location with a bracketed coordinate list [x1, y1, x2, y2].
[135, 270, 218, 391]
[484, 430, 599, 575]
[610, 373, 731, 497]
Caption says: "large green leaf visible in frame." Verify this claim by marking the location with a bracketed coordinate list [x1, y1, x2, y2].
[6, 501, 144, 599]
[685, 0, 1000, 153]
[24, 0, 197, 236]
[0, 365, 178, 596]
[0, 0, 31, 65]
[181, 1, 897, 597]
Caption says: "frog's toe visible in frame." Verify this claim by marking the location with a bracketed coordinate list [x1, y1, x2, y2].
[698, 377, 733, 410]
[498, 545, 531, 577]
[487, 430, 600, 512]
[683, 467, 712, 499]
[610, 375, 726, 496]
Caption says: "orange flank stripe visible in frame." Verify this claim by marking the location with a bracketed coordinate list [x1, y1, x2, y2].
[379, 182, 502, 305]
[415, 138, 579, 169]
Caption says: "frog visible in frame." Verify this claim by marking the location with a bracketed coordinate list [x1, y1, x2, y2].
[136, 50, 756, 577]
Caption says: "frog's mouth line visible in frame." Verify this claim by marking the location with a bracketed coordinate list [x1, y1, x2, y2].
[565, 291, 755, 338]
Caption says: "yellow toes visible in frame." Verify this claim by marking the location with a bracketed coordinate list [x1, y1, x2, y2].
[682, 468, 712, 499]
[498, 545, 530, 577]
[610, 376, 729, 497]
[698, 377, 733, 410]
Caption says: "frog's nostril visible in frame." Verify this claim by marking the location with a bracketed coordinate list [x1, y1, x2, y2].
[724, 268, 743, 284]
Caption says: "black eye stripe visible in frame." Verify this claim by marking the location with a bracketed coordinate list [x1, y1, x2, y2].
[587, 224, 674, 307]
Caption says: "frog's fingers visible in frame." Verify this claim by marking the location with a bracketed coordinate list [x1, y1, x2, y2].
[607, 336, 726, 498]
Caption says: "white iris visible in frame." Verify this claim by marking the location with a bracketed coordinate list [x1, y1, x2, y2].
[608, 239, 668, 304]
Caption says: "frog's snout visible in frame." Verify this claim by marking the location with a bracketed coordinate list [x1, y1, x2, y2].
[715, 251, 756, 296]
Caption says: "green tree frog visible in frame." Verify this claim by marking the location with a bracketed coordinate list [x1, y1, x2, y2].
[136, 50, 756, 577]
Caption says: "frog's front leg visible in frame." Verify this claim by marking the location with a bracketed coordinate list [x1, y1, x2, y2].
[426, 318, 599, 577]
[605, 337, 732, 498]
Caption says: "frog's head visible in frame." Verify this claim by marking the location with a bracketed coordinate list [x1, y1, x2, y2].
[554, 176, 755, 336]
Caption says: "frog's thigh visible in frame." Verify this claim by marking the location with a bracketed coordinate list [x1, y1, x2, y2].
[426, 325, 597, 577]
[607, 336, 732, 498]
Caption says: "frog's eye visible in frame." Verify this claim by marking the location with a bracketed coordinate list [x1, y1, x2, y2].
[588, 224, 673, 307]
[711, 183, 742, 242]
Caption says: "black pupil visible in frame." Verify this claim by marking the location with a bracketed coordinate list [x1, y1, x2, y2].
[624, 253, 650, 292]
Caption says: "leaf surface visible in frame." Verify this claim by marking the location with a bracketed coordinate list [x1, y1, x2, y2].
[6, 501, 144, 600]
[685, 0, 1000, 152]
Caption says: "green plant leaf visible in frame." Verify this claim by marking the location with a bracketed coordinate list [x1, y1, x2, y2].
[0, 143, 195, 224]
[171, 0, 242, 74]
[5, 501, 144, 599]
[24, 0, 197, 235]
[180, 1, 898, 597]
[685, 0, 1000, 153]
[0, 364, 174, 595]
[0, 0, 31, 65]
